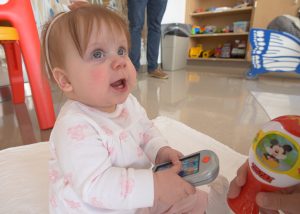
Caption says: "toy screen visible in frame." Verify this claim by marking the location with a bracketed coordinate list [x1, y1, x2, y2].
[256, 133, 297, 172]
[155, 153, 200, 177]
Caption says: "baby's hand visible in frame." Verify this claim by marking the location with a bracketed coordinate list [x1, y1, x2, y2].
[155, 146, 183, 165]
[153, 163, 196, 205]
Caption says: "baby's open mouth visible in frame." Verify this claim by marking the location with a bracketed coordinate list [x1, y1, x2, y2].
[110, 78, 126, 89]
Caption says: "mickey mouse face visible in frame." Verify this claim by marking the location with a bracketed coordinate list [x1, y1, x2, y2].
[268, 144, 287, 160]
[266, 139, 293, 160]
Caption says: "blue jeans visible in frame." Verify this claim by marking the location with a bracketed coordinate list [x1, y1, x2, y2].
[128, 0, 168, 73]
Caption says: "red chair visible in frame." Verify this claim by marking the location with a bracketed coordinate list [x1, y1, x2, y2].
[0, 26, 24, 104]
[0, 0, 55, 130]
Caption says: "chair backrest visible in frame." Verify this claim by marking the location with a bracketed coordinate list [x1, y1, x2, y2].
[0, 0, 56, 130]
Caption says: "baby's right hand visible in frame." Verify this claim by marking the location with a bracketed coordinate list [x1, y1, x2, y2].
[153, 163, 196, 205]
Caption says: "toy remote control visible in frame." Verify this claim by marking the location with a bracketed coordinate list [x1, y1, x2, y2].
[153, 150, 219, 186]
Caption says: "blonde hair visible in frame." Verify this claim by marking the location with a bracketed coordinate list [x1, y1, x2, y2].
[41, 4, 130, 79]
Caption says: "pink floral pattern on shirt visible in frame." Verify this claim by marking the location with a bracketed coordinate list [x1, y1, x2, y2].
[64, 199, 81, 209]
[49, 96, 169, 212]
[107, 146, 115, 157]
[119, 131, 128, 143]
[120, 174, 135, 198]
[67, 124, 89, 141]
[64, 173, 73, 187]
[49, 169, 59, 183]
[140, 133, 151, 145]
[50, 195, 57, 208]
[100, 139, 115, 157]
[101, 125, 113, 136]
[137, 147, 144, 157]
[90, 197, 105, 208]
[119, 108, 129, 120]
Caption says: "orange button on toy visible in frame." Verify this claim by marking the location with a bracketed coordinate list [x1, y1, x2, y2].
[202, 155, 211, 163]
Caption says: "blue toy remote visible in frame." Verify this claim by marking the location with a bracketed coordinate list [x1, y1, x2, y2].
[153, 150, 219, 186]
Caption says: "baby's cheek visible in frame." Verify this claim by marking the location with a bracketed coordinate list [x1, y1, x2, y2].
[90, 68, 107, 82]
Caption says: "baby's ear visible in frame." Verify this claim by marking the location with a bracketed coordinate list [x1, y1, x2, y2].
[52, 67, 73, 92]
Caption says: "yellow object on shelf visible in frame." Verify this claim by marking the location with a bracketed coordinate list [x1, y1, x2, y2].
[202, 49, 214, 58]
[189, 44, 203, 58]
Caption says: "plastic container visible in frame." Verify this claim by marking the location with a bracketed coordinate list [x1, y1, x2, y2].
[233, 21, 249, 33]
[161, 23, 190, 71]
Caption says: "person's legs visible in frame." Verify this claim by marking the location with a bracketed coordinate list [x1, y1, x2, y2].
[166, 190, 208, 213]
[146, 0, 167, 72]
[136, 190, 208, 214]
[136, 201, 170, 214]
[127, 0, 148, 71]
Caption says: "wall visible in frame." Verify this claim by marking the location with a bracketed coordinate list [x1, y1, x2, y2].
[153, 0, 187, 64]
[28, 0, 186, 66]
[30, 0, 125, 34]
[162, 0, 186, 24]
[252, 0, 300, 28]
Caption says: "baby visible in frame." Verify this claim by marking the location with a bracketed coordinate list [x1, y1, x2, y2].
[42, 4, 207, 213]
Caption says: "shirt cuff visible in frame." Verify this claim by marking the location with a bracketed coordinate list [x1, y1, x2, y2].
[129, 168, 154, 208]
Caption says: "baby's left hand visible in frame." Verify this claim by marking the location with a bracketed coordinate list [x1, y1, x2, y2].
[155, 147, 183, 165]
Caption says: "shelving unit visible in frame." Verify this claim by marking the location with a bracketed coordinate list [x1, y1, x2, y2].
[189, 58, 247, 62]
[185, 0, 254, 62]
[190, 32, 249, 38]
[190, 6, 253, 17]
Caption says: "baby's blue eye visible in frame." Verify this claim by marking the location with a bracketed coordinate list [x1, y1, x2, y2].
[92, 49, 105, 59]
[118, 47, 127, 56]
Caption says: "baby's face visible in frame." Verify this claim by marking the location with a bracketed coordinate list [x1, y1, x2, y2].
[63, 23, 136, 112]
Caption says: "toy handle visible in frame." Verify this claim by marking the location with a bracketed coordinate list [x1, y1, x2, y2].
[227, 164, 280, 214]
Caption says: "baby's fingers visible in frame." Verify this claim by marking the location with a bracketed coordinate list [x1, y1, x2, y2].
[168, 166, 196, 196]
[169, 162, 182, 174]
[182, 181, 196, 195]
[173, 181, 196, 204]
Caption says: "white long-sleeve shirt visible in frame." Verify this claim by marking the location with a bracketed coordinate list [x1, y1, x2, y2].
[49, 94, 169, 213]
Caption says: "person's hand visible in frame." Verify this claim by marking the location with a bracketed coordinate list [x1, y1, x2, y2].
[155, 146, 183, 165]
[227, 161, 248, 199]
[256, 184, 300, 214]
[228, 161, 300, 214]
[153, 163, 196, 205]
[68, 0, 89, 10]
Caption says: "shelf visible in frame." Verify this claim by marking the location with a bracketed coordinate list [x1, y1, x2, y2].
[190, 6, 253, 17]
[186, 0, 253, 62]
[190, 32, 249, 38]
[187, 57, 248, 62]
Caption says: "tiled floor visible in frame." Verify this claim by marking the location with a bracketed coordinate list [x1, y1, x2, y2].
[1, 66, 300, 155]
